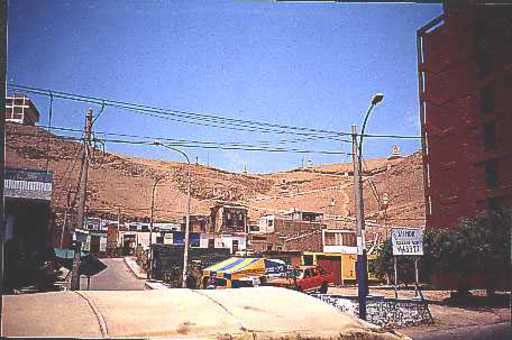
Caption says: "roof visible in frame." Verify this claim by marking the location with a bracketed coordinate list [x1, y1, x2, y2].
[2, 288, 408, 339]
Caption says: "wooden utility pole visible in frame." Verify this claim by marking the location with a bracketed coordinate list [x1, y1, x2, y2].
[71, 109, 93, 290]
[149, 177, 163, 280]
[70, 241, 81, 290]
[76, 108, 93, 232]
[60, 209, 68, 248]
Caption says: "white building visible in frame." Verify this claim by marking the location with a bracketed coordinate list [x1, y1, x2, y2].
[321, 229, 357, 254]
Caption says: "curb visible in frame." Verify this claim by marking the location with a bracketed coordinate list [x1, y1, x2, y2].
[144, 281, 169, 290]
[123, 257, 147, 280]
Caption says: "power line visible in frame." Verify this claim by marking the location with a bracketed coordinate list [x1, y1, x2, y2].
[9, 129, 350, 156]
[8, 84, 349, 140]
[8, 84, 422, 141]
[38, 125, 348, 148]
[362, 133, 421, 139]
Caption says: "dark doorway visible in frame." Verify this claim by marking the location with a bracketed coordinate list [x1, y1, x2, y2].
[5, 198, 50, 291]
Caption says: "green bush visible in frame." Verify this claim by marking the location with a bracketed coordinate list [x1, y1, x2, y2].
[372, 209, 511, 293]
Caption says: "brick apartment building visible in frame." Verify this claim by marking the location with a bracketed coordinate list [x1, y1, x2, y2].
[249, 210, 325, 252]
[4, 94, 40, 125]
[418, 5, 512, 229]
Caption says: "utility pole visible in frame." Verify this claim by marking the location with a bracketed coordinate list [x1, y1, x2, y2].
[61, 209, 68, 248]
[182, 165, 192, 288]
[352, 124, 368, 320]
[0, 0, 6, 295]
[149, 177, 163, 280]
[70, 241, 81, 290]
[117, 208, 121, 229]
[71, 109, 93, 290]
[76, 109, 93, 232]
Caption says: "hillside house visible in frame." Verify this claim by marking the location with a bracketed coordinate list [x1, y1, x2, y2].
[210, 202, 248, 233]
[248, 210, 326, 252]
[181, 214, 210, 233]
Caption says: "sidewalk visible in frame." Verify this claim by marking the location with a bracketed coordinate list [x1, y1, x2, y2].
[123, 256, 147, 279]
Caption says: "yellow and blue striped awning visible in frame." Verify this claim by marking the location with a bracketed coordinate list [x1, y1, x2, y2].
[203, 257, 264, 280]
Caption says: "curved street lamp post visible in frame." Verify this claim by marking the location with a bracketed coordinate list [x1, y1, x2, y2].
[351, 93, 384, 320]
[153, 141, 192, 288]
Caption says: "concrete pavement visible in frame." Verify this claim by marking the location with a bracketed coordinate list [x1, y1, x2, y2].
[2, 287, 409, 339]
[80, 258, 145, 291]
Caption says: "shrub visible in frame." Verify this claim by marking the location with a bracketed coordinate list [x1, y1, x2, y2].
[372, 209, 511, 294]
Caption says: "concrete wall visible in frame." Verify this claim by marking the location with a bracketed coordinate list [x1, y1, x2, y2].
[313, 294, 433, 328]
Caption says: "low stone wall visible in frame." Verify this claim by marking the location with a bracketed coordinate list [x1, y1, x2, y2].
[312, 294, 433, 328]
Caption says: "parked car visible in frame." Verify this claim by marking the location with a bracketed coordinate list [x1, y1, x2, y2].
[264, 265, 335, 294]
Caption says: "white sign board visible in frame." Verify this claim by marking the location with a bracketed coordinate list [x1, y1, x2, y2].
[391, 228, 424, 256]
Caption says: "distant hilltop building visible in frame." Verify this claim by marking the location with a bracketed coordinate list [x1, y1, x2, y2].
[4, 94, 40, 126]
[387, 145, 402, 160]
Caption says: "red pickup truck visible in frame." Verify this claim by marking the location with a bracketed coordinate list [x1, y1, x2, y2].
[264, 265, 335, 293]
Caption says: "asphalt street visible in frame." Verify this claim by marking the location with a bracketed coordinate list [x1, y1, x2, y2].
[404, 321, 511, 340]
[79, 258, 145, 290]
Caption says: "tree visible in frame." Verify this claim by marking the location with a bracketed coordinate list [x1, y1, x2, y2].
[370, 239, 418, 285]
[372, 209, 511, 295]
[433, 209, 511, 295]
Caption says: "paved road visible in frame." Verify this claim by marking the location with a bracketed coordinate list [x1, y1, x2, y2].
[403, 322, 511, 340]
[80, 258, 145, 290]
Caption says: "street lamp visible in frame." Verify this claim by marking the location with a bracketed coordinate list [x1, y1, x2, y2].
[153, 141, 192, 288]
[351, 93, 384, 320]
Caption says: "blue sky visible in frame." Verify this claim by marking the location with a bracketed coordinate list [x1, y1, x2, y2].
[7, 1, 442, 173]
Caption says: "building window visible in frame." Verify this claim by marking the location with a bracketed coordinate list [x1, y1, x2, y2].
[483, 122, 497, 149]
[480, 85, 494, 114]
[303, 255, 314, 266]
[342, 233, 356, 247]
[485, 160, 499, 189]
[324, 232, 337, 246]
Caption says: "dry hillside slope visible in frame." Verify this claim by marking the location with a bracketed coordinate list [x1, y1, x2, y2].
[7, 123, 425, 228]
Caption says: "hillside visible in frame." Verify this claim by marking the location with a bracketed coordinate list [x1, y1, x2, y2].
[6, 123, 426, 228]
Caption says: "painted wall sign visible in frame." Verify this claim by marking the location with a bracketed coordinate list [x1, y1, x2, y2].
[391, 228, 424, 256]
[4, 168, 53, 201]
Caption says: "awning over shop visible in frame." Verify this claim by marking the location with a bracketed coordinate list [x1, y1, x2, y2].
[203, 257, 285, 281]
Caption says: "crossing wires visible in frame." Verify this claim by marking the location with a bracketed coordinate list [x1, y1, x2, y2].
[8, 84, 351, 142]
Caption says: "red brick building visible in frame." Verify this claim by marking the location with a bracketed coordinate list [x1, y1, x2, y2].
[4, 94, 40, 125]
[418, 5, 512, 229]
[248, 212, 325, 252]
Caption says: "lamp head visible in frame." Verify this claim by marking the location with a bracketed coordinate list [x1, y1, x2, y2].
[371, 93, 384, 105]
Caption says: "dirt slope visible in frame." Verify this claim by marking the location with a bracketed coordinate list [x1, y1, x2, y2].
[6, 123, 425, 227]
